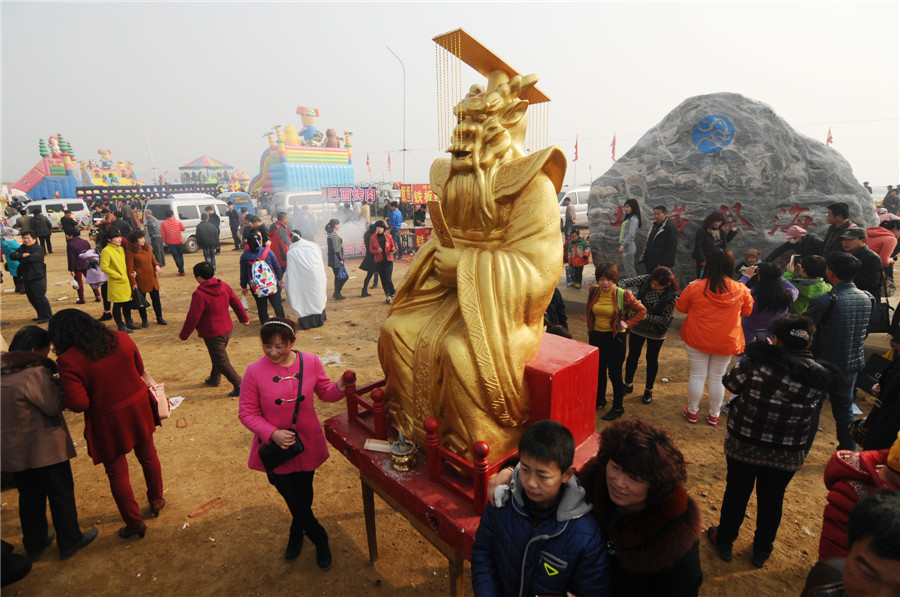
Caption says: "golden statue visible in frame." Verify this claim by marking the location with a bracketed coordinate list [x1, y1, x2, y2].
[378, 68, 566, 461]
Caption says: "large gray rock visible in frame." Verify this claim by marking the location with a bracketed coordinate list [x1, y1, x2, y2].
[587, 92, 877, 282]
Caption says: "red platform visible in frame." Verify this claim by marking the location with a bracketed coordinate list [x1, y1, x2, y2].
[324, 334, 601, 596]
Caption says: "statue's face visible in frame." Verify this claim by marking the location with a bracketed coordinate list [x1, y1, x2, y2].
[449, 110, 511, 173]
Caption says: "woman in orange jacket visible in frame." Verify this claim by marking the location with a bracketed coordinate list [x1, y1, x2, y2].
[586, 262, 647, 421]
[676, 249, 753, 426]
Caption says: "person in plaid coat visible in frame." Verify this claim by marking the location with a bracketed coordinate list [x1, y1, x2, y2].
[706, 313, 845, 569]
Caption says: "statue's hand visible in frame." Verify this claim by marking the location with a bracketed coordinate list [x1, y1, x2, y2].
[434, 246, 461, 287]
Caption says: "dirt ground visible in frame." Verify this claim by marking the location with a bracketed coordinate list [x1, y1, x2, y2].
[0, 231, 878, 597]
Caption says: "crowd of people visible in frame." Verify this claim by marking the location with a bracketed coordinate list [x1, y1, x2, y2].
[2, 190, 900, 596]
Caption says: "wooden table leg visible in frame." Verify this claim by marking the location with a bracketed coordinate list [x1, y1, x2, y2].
[361, 478, 378, 562]
[448, 551, 465, 597]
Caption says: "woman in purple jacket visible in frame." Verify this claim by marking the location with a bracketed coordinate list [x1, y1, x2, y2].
[237, 318, 347, 570]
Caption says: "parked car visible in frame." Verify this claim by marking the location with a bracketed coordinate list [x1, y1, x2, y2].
[270, 191, 336, 226]
[217, 191, 256, 215]
[143, 194, 231, 253]
[9, 198, 91, 230]
[558, 186, 592, 229]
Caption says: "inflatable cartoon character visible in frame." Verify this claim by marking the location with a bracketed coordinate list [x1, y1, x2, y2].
[98, 149, 113, 169]
[324, 128, 342, 148]
[283, 125, 301, 146]
[49, 136, 61, 158]
[296, 106, 320, 144]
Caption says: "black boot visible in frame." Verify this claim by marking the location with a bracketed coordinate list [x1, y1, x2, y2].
[284, 530, 304, 561]
[361, 289, 370, 297]
[141, 314, 149, 328]
[315, 535, 332, 571]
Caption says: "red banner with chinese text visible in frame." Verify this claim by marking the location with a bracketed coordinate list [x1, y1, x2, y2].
[400, 184, 434, 205]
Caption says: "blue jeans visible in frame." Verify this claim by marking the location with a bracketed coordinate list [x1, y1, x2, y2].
[202, 246, 216, 269]
[391, 229, 401, 260]
[806, 370, 857, 452]
[166, 243, 184, 274]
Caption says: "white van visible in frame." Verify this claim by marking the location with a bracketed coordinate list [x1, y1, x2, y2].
[558, 186, 592, 229]
[143, 193, 231, 253]
[270, 191, 336, 226]
[13, 198, 90, 230]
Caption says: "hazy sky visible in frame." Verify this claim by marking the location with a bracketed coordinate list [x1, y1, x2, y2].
[3, 2, 898, 191]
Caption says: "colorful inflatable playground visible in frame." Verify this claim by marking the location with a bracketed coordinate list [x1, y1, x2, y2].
[11, 134, 143, 200]
[249, 106, 354, 194]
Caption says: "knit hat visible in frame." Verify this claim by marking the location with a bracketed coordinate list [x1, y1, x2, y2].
[888, 432, 900, 475]
[783, 225, 808, 239]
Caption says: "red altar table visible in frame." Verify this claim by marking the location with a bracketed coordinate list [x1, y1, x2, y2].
[324, 333, 600, 596]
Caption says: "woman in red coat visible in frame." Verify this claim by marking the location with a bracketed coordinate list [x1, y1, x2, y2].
[50, 309, 165, 539]
[368, 220, 396, 304]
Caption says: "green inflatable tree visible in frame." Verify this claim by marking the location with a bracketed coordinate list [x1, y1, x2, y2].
[39, 138, 49, 157]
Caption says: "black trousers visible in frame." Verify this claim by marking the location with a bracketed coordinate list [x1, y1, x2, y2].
[266, 470, 328, 547]
[112, 301, 132, 327]
[375, 260, 395, 296]
[13, 461, 84, 555]
[625, 334, 665, 390]
[38, 235, 52, 253]
[231, 226, 241, 250]
[331, 267, 347, 298]
[136, 288, 163, 322]
[363, 270, 379, 289]
[716, 457, 796, 556]
[254, 288, 285, 323]
[24, 278, 52, 319]
[588, 330, 626, 409]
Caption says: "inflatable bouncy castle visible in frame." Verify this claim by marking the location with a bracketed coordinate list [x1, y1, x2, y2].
[11, 134, 82, 199]
[79, 149, 140, 187]
[248, 107, 354, 195]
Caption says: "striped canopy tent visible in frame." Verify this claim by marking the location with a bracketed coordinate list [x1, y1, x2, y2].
[178, 155, 233, 174]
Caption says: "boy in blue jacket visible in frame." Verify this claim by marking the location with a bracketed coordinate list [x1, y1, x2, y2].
[471, 420, 612, 597]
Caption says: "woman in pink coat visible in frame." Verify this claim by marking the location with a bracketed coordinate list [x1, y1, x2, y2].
[238, 317, 347, 570]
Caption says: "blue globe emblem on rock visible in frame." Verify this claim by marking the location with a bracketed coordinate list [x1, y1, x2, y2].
[692, 115, 735, 154]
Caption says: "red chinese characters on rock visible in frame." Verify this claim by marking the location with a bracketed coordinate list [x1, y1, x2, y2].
[768, 203, 816, 236]
[718, 202, 755, 229]
[668, 203, 694, 235]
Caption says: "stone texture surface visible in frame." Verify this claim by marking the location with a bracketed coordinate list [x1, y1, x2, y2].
[587, 92, 877, 282]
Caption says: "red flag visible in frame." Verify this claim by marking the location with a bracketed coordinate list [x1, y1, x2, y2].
[366, 153, 371, 172]
[826, 127, 833, 146]
[573, 135, 579, 162]
[610, 134, 617, 162]
[388, 153, 392, 172]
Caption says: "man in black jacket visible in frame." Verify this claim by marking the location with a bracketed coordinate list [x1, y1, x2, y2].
[821, 202, 853, 255]
[196, 213, 219, 270]
[841, 228, 884, 299]
[33, 212, 53, 254]
[9, 232, 52, 323]
[226, 202, 241, 250]
[639, 205, 678, 273]
[60, 211, 79, 236]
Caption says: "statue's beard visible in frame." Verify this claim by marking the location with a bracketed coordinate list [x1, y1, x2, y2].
[444, 161, 496, 232]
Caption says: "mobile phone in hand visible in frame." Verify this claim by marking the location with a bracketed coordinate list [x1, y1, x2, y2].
[755, 329, 768, 343]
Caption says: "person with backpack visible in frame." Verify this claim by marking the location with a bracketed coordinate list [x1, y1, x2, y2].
[240, 232, 285, 324]
[566, 229, 591, 289]
[621, 266, 679, 405]
[586, 262, 647, 421]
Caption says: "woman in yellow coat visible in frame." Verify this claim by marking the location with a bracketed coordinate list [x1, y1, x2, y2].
[100, 230, 135, 333]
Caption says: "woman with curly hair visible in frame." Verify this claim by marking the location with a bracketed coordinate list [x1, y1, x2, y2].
[488, 417, 703, 596]
[692, 211, 737, 279]
[706, 314, 845, 568]
[49, 309, 165, 540]
[125, 230, 167, 327]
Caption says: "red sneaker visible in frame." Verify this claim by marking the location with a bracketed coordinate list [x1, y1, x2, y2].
[707, 414, 720, 427]
[683, 408, 698, 424]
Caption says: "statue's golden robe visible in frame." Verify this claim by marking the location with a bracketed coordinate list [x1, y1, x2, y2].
[378, 147, 566, 460]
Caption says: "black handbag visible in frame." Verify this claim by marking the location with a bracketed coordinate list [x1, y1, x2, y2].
[257, 352, 305, 472]
[855, 350, 894, 396]
[867, 279, 894, 334]
[129, 288, 149, 310]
